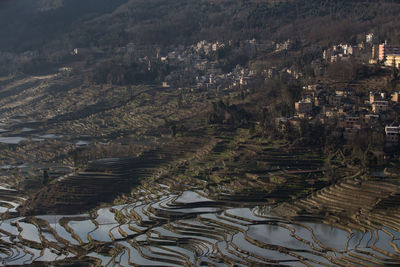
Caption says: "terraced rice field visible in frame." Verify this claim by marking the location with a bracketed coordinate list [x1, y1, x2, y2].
[0, 74, 398, 265]
[0, 184, 24, 216]
[1, 175, 400, 266]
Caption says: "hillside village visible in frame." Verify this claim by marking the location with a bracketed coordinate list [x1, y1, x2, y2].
[72, 33, 400, 163]
[1, 31, 400, 168]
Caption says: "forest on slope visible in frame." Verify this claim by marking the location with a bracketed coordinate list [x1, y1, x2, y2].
[1, 0, 400, 54]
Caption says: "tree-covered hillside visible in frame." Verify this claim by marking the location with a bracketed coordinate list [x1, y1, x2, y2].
[1, 0, 400, 53]
[52, 0, 400, 49]
[0, 0, 127, 52]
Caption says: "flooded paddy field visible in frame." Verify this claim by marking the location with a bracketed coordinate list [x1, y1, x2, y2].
[0, 136, 399, 266]
[2, 122, 391, 266]
[0, 75, 399, 266]
[0, 115, 396, 266]
[1, 176, 400, 266]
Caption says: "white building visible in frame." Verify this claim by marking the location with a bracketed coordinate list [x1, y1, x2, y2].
[385, 126, 400, 146]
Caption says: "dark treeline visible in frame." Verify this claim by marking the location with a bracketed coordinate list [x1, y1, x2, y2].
[68, 0, 400, 48]
[1, 0, 400, 53]
[0, 0, 127, 52]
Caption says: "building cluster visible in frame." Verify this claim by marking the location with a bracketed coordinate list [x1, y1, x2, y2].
[377, 43, 400, 68]
[365, 32, 400, 67]
[66, 38, 301, 90]
[275, 39, 293, 52]
[158, 40, 274, 91]
[320, 33, 400, 69]
[323, 44, 357, 62]
[285, 84, 400, 148]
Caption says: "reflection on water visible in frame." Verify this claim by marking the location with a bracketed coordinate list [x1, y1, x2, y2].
[39, 134, 63, 139]
[0, 136, 27, 144]
[1, 181, 400, 266]
[21, 127, 35, 132]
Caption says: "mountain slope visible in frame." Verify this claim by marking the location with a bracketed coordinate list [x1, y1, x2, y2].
[0, 0, 127, 52]
[1, 0, 400, 54]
